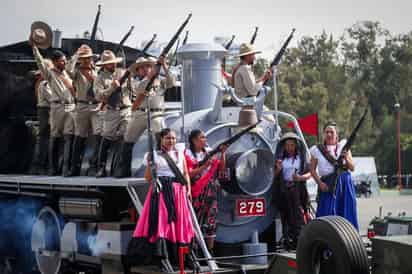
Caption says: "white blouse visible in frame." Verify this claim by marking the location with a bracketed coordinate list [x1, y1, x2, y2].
[144, 149, 185, 177]
[310, 139, 347, 177]
[281, 155, 302, 182]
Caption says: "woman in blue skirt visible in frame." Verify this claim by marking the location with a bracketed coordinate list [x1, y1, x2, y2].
[309, 122, 359, 230]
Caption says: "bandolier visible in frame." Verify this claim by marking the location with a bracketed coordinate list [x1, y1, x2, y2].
[94, 50, 131, 178]
[66, 44, 102, 176]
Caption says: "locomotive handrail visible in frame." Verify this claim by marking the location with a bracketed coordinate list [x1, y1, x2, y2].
[262, 110, 311, 161]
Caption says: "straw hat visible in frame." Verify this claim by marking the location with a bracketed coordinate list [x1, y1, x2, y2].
[29, 21, 53, 49]
[95, 50, 123, 66]
[129, 56, 157, 71]
[236, 43, 262, 57]
[77, 44, 94, 58]
[280, 132, 301, 143]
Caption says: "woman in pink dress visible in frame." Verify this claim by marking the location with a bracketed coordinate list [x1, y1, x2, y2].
[184, 129, 226, 252]
[127, 128, 194, 267]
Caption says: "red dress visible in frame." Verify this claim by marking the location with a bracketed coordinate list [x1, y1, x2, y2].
[184, 149, 221, 239]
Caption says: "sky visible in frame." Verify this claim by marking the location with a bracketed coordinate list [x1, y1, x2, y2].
[2, 0, 412, 57]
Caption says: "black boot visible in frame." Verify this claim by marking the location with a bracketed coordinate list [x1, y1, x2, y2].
[37, 134, 49, 175]
[62, 135, 74, 177]
[69, 136, 87, 176]
[113, 142, 134, 178]
[29, 133, 41, 175]
[48, 137, 61, 176]
[88, 135, 102, 176]
[96, 138, 113, 178]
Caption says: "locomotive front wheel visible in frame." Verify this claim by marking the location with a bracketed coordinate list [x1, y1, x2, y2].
[296, 216, 369, 274]
[31, 206, 63, 274]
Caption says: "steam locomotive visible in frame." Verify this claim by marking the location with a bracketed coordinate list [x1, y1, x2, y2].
[0, 34, 319, 273]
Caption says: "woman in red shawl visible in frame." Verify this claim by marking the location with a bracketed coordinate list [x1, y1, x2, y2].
[184, 129, 227, 252]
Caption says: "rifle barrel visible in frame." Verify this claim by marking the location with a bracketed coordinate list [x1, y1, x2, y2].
[90, 4, 102, 44]
[250, 27, 258, 44]
[115, 25, 135, 54]
[145, 13, 192, 92]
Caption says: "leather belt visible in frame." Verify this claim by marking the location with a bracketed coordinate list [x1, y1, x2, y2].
[77, 100, 99, 105]
[138, 108, 164, 112]
[107, 105, 129, 111]
[51, 100, 70, 104]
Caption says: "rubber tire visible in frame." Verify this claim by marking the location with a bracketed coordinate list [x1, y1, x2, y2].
[296, 216, 369, 274]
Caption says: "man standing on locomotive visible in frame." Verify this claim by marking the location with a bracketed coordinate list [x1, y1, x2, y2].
[30, 59, 53, 175]
[66, 44, 101, 176]
[114, 56, 175, 178]
[30, 22, 75, 177]
[94, 50, 131, 178]
[310, 122, 359, 229]
[233, 43, 272, 99]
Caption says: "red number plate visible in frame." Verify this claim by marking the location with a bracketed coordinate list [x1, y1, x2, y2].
[236, 198, 266, 217]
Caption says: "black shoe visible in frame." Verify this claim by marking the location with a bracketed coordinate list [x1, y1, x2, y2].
[62, 135, 74, 177]
[96, 138, 112, 178]
[113, 142, 134, 178]
[69, 136, 87, 176]
[48, 137, 62, 176]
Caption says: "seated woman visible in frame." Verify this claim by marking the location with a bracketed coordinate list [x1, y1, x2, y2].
[184, 129, 226, 252]
[273, 132, 311, 250]
[127, 128, 194, 267]
[310, 122, 358, 229]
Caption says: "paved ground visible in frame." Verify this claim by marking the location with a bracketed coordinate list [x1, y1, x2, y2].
[357, 190, 412, 233]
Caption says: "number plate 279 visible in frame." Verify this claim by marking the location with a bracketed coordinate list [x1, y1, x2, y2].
[236, 198, 266, 217]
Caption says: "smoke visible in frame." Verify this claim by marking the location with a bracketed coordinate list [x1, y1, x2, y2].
[0, 197, 42, 261]
[87, 234, 106, 256]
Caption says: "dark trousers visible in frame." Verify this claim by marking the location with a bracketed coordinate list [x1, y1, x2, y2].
[33, 107, 50, 172]
[279, 184, 305, 246]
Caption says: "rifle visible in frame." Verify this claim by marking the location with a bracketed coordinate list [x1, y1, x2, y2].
[182, 30, 189, 45]
[250, 26, 259, 44]
[90, 4, 101, 50]
[264, 28, 295, 85]
[104, 33, 156, 108]
[114, 25, 135, 55]
[172, 38, 181, 66]
[222, 34, 235, 71]
[198, 121, 260, 166]
[144, 13, 192, 92]
[146, 95, 162, 194]
[329, 108, 368, 196]
[141, 33, 157, 55]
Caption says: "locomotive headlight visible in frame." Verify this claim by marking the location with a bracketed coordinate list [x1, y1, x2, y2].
[225, 148, 274, 196]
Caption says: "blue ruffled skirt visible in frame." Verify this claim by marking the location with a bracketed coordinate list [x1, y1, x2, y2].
[316, 171, 359, 230]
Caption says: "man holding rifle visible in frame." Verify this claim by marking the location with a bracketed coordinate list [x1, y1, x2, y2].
[65, 44, 101, 177]
[114, 56, 175, 178]
[94, 50, 132, 178]
[233, 43, 272, 99]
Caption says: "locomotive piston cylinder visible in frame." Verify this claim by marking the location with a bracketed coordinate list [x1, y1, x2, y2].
[59, 197, 103, 219]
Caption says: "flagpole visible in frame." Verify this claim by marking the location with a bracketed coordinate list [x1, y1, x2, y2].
[316, 112, 320, 143]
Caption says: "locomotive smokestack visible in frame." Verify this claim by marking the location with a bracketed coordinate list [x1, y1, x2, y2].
[177, 43, 226, 113]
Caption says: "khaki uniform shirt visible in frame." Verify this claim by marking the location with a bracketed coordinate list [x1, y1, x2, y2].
[32, 47, 75, 104]
[233, 64, 262, 98]
[66, 56, 98, 102]
[134, 73, 175, 109]
[94, 68, 131, 107]
[37, 80, 52, 107]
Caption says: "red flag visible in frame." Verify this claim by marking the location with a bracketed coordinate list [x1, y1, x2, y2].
[287, 113, 318, 137]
